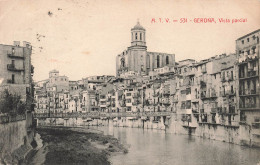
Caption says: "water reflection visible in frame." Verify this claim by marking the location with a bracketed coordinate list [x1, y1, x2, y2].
[94, 126, 260, 165]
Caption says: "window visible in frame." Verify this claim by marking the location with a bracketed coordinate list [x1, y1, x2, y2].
[147, 55, 150, 68]
[157, 55, 160, 68]
[253, 35, 256, 40]
[247, 38, 250, 42]
[135, 33, 137, 40]
[242, 40, 244, 44]
[12, 74, 15, 84]
[140, 33, 142, 40]
[252, 47, 256, 54]
[166, 56, 169, 65]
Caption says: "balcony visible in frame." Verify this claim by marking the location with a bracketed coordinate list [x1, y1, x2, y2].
[126, 103, 132, 107]
[163, 91, 170, 96]
[162, 100, 171, 106]
[201, 67, 207, 73]
[239, 103, 258, 109]
[211, 108, 217, 114]
[120, 101, 126, 107]
[7, 64, 24, 72]
[6, 79, 14, 84]
[221, 77, 226, 82]
[133, 93, 140, 98]
[200, 81, 207, 88]
[227, 75, 234, 81]
[239, 88, 259, 96]
[192, 108, 199, 113]
[218, 107, 227, 115]
[226, 90, 236, 96]
[201, 92, 211, 100]
[153, 93, 159, 97]
[172, 98, 178, 103]
[238, 53, 258, 64]
[248, 70, 258, 78]
[209, 92, 217, 98]
[239, 71, 259, 80]
[7, 53, 24, 59]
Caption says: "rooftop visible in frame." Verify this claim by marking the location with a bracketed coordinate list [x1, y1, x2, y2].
[131, 21, 145, 31]
[236, 29, 260, 41]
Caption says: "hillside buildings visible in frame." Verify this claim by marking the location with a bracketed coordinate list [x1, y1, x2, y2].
[34, 24, 260, 147]
[236, 29, 260, 142]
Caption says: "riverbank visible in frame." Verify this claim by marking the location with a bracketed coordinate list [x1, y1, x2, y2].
[37, 116, 260, 148]
[24, 126, 128, 164]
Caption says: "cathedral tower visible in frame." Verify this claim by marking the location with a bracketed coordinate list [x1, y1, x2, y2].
[131, 21, 146, 47]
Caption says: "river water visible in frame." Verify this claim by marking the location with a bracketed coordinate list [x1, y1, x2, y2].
[94, 126, 260, 165]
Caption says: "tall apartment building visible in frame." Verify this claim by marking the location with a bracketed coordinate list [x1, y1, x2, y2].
[236, 29, 260, 126]
[0, 41, 34, 105]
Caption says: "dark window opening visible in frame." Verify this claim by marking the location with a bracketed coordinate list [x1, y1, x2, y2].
[12, 74, 15, 84]
[166, 56, 169, 65]
[157, 55, 160, 68]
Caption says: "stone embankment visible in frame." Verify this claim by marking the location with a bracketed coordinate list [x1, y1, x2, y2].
[0, 114, 34, 164]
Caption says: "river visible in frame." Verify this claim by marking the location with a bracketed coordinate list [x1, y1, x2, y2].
[93, 126, 260, 165]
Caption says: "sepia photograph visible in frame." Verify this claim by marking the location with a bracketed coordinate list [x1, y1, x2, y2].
[0, 0, 260, 164]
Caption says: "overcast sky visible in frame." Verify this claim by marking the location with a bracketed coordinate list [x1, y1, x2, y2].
[0, 0, 260, 81]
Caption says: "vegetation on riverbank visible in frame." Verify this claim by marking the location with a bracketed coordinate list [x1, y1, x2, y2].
[30, 127, 127, 164]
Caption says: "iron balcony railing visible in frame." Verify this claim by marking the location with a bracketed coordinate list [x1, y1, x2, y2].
[7, 52, 24, 59]
[7, 64, 24, 72]
[33, 111, 172, 118]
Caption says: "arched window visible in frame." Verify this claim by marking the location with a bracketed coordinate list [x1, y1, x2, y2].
[166, 56, 169, 65]
[135, 33, 138, 40]
[140, 33, 142, 40]
[157, 55, 160, 68]
[121, 58, 125, 67]
[147, 55, 150, 68]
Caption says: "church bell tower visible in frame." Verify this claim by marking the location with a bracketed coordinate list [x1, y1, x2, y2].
[131, 21, 146, 47]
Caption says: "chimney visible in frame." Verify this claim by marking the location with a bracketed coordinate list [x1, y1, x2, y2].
[23, 41, 31, 48]
[13, 41, 20, 47]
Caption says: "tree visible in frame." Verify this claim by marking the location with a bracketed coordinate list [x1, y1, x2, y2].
[0, 89, 26, 115]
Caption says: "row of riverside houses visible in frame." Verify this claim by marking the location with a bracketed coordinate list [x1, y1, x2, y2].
[34, 52, 252, 128]
[34, 23, 260, 146]
[34, 70, 116, 113]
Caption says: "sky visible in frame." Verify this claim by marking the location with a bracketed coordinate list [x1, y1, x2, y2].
[0, 0, 260, 81]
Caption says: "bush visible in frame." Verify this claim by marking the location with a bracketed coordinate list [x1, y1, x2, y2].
[0, 89, 26, 115]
